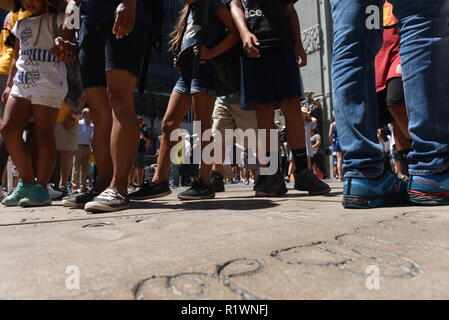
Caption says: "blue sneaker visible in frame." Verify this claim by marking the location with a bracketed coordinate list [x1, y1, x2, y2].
[18, 184, 51, 207]
[342, 171, 409, 209]
[408, 171, 449, 205]
[2, 180, 33, 206]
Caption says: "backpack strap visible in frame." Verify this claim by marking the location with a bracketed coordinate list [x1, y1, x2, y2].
[51, 13, 61, 39]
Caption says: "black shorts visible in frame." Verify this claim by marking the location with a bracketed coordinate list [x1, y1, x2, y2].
[377, 77, 405, 127]
[79, 21, 148, 88]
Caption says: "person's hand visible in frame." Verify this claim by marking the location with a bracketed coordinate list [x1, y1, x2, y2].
[198, 45, 215, 60]
[51, 37, 78, 62]
[112, 0, 137, 39]
[242, 32, 260, 58]
[63, 112, 78, 131]
[2, 86, 11, 106]
[295, 43, 307, 67]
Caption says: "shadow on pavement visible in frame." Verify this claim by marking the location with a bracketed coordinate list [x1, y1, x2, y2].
[131, 199, 280, 211]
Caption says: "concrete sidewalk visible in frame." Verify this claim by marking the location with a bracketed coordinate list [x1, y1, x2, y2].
[1, 180, 449, 300]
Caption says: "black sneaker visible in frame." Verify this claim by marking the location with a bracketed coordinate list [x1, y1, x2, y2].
[177, 179, 215, 200]
[294, 168, 331, 195]
[62, 189, 100, 208]
[253, 174, 267, 192]
[210, 171, 225, 193]
[255, 171, 288, 197]
[84, 188, 130, 213]
[128, 180, 172, 200]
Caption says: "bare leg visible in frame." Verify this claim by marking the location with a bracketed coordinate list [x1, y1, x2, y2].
[254, 104, 276, 153]
[85, 87, 113, 192]
[280, 97, 306, 150]
[31, 104, 59, 185]
[0, 97, 33, 183]
[59, 151, 75, 187]
[152, 92, 191, 183]
[192, 93, 215, 184]
[388, 105, 411, 140]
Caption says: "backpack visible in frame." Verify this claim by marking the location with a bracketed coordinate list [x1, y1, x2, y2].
[51, 14, 83, 111]
[199, 0, 241, 97]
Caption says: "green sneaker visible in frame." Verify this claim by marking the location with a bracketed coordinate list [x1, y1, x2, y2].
[18, 184, 51, 207]
[2, 180, 33, 206]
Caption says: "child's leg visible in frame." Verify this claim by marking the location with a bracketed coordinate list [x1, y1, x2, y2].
[106, 70, 139, 196]
[152, 92, 191, 183]
[279, 98, 306, 150]
[280, 98, 308, 173]
[31, 104, 59, 186]
[85, 87, 113, 192]
[192, 93, 215, 185]
[254, 104, 276, 158]
[0, 97, 33, 183]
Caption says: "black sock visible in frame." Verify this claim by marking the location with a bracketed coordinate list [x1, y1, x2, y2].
[291, 148, 308, 173]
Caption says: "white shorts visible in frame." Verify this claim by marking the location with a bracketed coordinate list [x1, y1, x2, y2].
[10, 89, 63, 109]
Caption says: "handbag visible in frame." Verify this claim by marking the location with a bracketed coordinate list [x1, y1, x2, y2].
[51, 13, 83, 111]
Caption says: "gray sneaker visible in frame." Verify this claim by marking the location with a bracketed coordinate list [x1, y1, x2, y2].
[84, 188, 130, 213]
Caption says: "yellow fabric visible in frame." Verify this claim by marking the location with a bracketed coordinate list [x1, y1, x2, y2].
[56, 103, 77, 123]
[0, 10, 31, 75]
[88, 153, 95, 164]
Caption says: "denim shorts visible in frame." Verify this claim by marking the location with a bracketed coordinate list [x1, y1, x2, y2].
[240, 47, 304, 109]
[79, 21, 148, 88]
[173, 60, 218, 97]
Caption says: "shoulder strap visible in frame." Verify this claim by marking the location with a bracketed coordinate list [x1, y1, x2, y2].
[51, 13, 60, 38]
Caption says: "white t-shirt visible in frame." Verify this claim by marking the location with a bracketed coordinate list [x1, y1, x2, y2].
[11, 13, 67, 98]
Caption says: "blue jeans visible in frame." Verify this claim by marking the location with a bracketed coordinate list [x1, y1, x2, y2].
[330, 0, 449, 178]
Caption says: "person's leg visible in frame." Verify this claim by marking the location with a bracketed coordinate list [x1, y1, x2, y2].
[388, 0, 449, 204]
[104, 70, 139, 196]
[0, 97, 33, 183]
[79, 146, 90, 191]
[85, 87, 113, 192]
[254, 104, 276, 154]
[336, 152, 344, 180]
[391, 0, 449, 175]
[191, 92, 215, 185]
[279, 98, 306, 150]
[330, 0, 385, 178]
[59, 151, 75, 187]
[153, 92, 191, 183]
[31, 104, 59, 186]
[71, 148, 82, 191]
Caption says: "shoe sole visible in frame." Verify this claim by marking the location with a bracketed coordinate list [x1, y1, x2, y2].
[177, 194, 215, 200]
[84, 202, 130, 213]
[255, 186, 288, 197]
[129, 190, 172, 201]
[408, 190, 449, 206]
[2, 202, 19, 207]
[295, 186, 331, 195]
[62, 199, 86, 208]
[342, 195, 409, 209]
[19, 200, 52, 207]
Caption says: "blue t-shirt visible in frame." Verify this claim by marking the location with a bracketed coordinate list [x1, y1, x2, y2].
[180, 0, 227, 54]
[81, 0, 148, 24]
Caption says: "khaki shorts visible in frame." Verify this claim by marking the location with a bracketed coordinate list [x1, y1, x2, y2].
[55, 122, 78, 152]
[212, 99, 258, 147]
